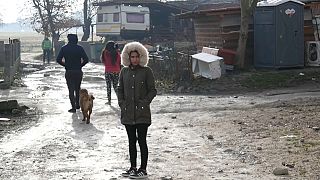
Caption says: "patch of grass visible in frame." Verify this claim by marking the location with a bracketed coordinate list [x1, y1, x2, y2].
[240, 69, 320, 89]
[241, 71, 296, 89]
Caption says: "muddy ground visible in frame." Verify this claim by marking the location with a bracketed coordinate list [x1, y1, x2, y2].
[0, 53, 320, 179]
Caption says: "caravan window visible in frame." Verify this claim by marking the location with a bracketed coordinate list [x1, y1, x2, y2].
[113, 13, 119, 22]
[127, 13, 144, 23]
[103, 14, 109, 22]
[97, 14, 103, 22]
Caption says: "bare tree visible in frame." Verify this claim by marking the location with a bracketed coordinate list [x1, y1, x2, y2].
[81, 0, 106, 41]
[236, 0, 259, 68]
[28, 0, 81, 53]
[81, 0, 95, 41]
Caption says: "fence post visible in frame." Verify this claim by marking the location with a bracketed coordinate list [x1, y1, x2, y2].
[0, 41, 4, 67]
[188, 50, 193, 81]
[12, 40, 21, 76]
[175, 50, 179, 82]
[4, 44, 12, 84]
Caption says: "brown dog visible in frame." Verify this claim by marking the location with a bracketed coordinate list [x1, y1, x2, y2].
[79, 89, 95, 124]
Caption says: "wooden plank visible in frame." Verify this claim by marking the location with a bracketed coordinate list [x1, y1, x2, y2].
[195, 16, 221, 22]
[194, 22, 220, 28]
[194, 25, 221, 30]
[308, 3, 320, 11]
[196, 40, 222, 45]
[194, 27, 221, 32]
[304, 35, 315, 41]
[196, 33, 222, 37]
[220, 15, 242, 27]
[304, 26, 315, 34]
[221, 24, 253, 32]
[304, 20, 313, 26]
[196, 38, 222, 44]
[206, 10, 241, 16]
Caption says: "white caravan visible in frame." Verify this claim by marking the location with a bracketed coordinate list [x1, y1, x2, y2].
[96, 4, 150, 39]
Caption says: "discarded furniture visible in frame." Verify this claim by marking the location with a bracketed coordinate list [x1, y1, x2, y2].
[191, 47, 224, 79]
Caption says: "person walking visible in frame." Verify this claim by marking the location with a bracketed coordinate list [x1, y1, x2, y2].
[101, 41, 121, 105]
[56, 34, 89, 113]
[42, 37, 52, 63]
[118, 42, 157, 179]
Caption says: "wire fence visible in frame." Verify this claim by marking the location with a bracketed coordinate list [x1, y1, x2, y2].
[148, 48, 196, 83]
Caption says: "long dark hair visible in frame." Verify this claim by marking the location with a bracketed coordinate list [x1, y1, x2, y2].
[105, 41, 117, 65]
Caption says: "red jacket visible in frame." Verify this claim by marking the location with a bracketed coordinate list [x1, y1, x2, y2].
[101, 50, 121, 73]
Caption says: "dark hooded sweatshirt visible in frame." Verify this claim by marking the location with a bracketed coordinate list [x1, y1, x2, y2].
[56, 34, 89, 70]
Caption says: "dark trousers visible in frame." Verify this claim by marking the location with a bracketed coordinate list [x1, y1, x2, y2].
[105, 72, 119, 102]
[65, 70, 83, 109]
[125, 124, 149, 170]
[43, 49, 50, 63]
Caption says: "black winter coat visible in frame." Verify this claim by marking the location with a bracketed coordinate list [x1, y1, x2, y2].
[56, 43, 89, 71]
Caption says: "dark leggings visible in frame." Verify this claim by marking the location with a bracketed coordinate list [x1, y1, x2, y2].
[105, 72, 119, 102]
[65, 70, 83, 109]
[125, 124, 149, 170]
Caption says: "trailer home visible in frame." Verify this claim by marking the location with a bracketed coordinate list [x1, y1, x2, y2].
[96, 5, 150, 40]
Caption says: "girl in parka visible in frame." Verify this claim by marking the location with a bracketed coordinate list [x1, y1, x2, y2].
[118, 42, 157, 179]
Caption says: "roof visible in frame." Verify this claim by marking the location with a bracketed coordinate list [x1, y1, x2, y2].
[257, 0, 305, 7]
[177, 2, 240, 19]
[298, 0, 320, 2]
[174, 0, 241, 18]
[192, 0, 239, 11]
[165, 0, 199, 11]
[93, 0, 191, 12]
[194, 2, 240, 11]
[198, 0, 239, 3]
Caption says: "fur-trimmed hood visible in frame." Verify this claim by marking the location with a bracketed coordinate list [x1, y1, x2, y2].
[121, 42, 149, 67]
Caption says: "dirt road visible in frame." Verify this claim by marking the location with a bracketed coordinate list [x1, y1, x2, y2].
[0, 53, 320, 179]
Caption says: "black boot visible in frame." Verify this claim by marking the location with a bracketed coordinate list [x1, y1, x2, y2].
[68, 108, 76, 113]
[69, 96, 76, 112]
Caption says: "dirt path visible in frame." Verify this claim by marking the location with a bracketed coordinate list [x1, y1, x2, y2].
[0, 54, 320, 179]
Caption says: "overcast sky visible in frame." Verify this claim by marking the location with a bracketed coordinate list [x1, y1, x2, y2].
[0, 0, 82, 24]
[0, 0, 26, 23]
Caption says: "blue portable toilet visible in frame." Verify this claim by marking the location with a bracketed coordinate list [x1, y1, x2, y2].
[254, 0, 305, 68]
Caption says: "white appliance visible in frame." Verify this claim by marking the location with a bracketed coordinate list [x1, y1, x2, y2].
[191, 53, 224, 79]
[306, 41, 320, 66]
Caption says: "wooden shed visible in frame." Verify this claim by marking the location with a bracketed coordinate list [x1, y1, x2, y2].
[177, 0, 320, 66]
[302, 0, 320, 41]
[178, 1, 253, 64]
